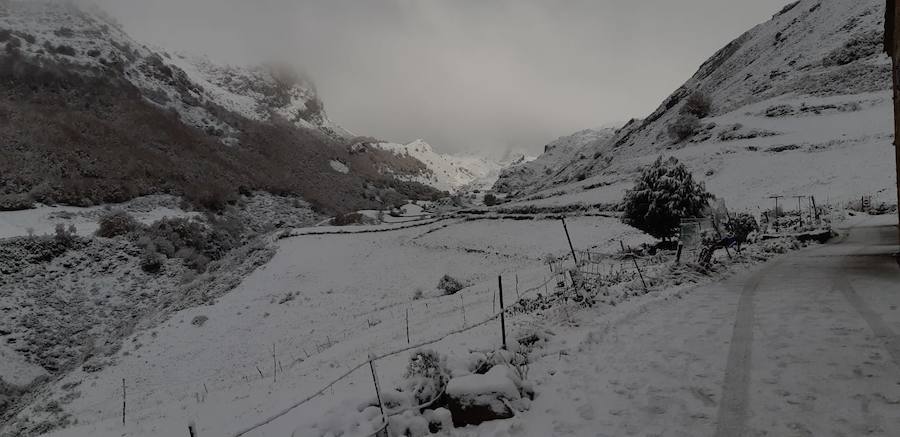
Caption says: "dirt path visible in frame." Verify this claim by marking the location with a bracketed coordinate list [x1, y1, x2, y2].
[519, 217, 900, 437]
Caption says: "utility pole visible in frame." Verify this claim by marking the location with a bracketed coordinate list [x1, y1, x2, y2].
[793, 195, 806, 228]
[768, 195, 784, 232]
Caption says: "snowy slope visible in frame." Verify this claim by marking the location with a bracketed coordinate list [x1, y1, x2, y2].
[166, 53, 353, 140]
[375, 140, 505, 193]
[0, 0, 350, 143]
[494, 127, 618, 194]
[506, 0, 897, 211]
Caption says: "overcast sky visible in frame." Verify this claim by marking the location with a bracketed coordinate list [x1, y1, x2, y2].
[95, 0, 790, 159]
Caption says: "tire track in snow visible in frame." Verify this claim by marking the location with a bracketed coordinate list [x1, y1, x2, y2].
[834, 273, 900, 368]
[713, 261, 777, 437]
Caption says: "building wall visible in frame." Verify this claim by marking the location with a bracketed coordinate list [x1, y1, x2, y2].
[886, 0, 900, 236]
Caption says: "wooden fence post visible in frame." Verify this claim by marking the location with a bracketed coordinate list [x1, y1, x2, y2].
[405, 308, 410, 344]
[498, 276, 507, 350]
[369, 355, 390, 435]
[561, 218, 578, 264]
[122, 378, 126, 426]
[273, 344, 277, 383]
[515, 273, 520, 299]
[675, 243, 683, 264]
[460, 294, 466, 327]
[631, 255, 648, 291]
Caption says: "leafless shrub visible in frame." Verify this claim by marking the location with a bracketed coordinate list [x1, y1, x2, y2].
[679, 91, 712, 118]
[667, 114, 701, 142]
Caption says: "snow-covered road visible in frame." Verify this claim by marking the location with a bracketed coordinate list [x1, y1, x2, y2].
[518, 216, 900, 436]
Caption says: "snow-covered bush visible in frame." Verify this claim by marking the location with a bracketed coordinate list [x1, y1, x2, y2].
[726, 213, 759, 247]
[446, 356, 534, 427]
[667, 113, 701, 142]
[133, 216, 242, 272]
[403, 350, 450, 405]
[822, 29, 881, 67]
[53, 223, 78, 247]
[139, 244, 163, 273]
[761, 237, 801, 254]
[330, 212, 366, 226]
[515, 327, 552, 353]
[96, 210, 141, 238]
[437, 274, 465, 295]
[621, 156, 713, 240]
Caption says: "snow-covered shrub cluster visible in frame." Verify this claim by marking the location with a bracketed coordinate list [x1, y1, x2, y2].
[330, 212, 369, 226]
[726, 213, 759, 249]
[96, 210, 142, 238]
[94, 212, 244, 272]
[822, 29, 882, 67]
[303, 349, 535, 437]
[402, 350, 449, 406]
[437, 274, 465, 295]
[760, 237, 801, 254]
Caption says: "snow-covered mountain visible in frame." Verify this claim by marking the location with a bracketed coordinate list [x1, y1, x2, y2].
[0, 0, 443, 212]
[374, 139, 506, 193]
[505, 0, 897, 211]
[165, 53, 353, 142]
[0, 1, 349, 143]
[493, 127, 618, 194]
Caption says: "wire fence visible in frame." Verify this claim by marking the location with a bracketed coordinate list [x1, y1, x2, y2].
[232, 272, 564, 437]
[61, 217, 675, 437]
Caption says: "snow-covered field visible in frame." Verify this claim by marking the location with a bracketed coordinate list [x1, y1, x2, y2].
[24, 215, 652, 436]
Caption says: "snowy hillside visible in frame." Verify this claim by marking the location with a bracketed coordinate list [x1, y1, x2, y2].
[0, 0, 446, 213]
[166, 53, 353, 141]
[375, 140, 505, 193]
[505, 0, 897, 211]
[0, 1, 348, 144]
[493, 127, 618, 194]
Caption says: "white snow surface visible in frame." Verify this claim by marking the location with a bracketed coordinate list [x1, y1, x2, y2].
[329, 160, 351, 174]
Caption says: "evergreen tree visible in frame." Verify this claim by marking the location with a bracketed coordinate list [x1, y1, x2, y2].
[621, 156, 713, 240]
